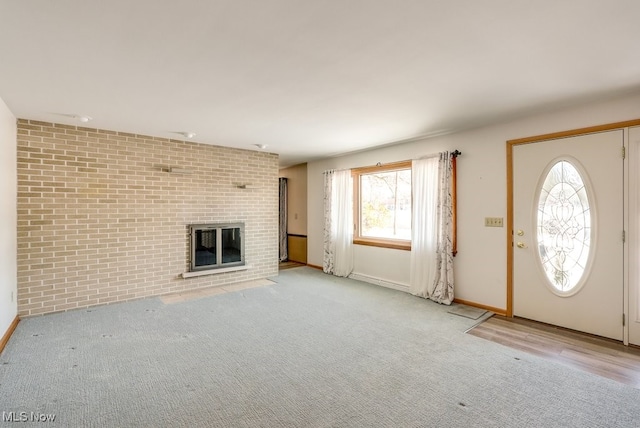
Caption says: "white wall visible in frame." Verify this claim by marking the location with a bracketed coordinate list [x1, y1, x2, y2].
[0, 96, 17, 337]
[308, 91, 640, 311]
[279, 163, 308, 235]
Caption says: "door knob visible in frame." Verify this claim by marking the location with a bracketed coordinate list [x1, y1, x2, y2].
[516, 242, 527, 249]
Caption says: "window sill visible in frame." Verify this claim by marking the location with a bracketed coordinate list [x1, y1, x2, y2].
[353, 238, 411, 251]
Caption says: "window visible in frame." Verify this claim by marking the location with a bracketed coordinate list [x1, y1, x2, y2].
[353, 161, 412, 250]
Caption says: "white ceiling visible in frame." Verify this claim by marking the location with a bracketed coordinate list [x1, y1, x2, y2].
[1, 1, 640, 167]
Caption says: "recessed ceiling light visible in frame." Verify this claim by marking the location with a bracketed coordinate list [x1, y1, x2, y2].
[255, 144, 268, 149]
[176, 132, 196, 139]
[53, 113, 93, 122]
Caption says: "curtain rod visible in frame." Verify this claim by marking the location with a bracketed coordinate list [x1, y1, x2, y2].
[322, 168, 351, 174]
[323, 150, 461, 174]
[418, 149, 461, 160]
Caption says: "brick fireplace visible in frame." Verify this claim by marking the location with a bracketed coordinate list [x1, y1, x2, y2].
[16, 120, 278, 316]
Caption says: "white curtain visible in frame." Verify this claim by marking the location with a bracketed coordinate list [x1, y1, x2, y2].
[409, 153, 454, 304]
[323, 169, 354, 277]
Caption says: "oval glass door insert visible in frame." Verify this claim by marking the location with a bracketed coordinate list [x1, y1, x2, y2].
[536, 159, 592, 294]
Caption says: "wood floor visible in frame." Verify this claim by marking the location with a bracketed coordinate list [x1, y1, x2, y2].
[279, 260, 306, 270]
[467, 315, 640, 389]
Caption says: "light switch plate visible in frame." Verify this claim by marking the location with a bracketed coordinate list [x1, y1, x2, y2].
[484, 217, 504, 227]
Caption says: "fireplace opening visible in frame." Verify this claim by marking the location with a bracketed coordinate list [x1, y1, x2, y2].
[190, 223, 244, 272]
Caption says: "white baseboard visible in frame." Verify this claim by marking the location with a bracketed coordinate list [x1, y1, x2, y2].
[348, 273, 410, 293]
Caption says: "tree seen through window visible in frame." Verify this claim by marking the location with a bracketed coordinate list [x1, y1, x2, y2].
[360, 168, 411, 240]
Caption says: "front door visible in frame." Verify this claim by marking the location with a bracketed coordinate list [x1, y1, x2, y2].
[512, 130, 624, 341]
[629, 126, 640, 346]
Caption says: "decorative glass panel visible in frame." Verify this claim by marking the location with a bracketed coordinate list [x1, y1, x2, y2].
[537, 160, 591, 293]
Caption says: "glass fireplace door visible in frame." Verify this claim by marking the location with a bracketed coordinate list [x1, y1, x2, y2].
[190, 224, 245, 272]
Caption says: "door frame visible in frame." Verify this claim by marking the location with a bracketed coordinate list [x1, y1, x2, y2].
[505, 119, 640, 335]
[628, 126, 640, 346]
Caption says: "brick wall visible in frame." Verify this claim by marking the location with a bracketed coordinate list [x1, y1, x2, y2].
[16, 120, 279, 316]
